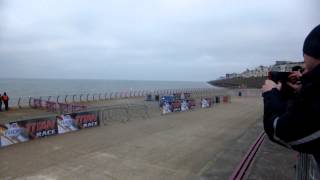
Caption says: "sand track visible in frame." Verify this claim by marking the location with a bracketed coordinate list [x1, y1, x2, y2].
[0, 97, 264, 180]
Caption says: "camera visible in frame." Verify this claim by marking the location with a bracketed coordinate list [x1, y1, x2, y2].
[268, 71, 297, 100]
[268, 71, 291, 83]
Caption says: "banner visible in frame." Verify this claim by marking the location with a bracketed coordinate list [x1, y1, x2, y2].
[0, 111, 100, 148]
[0, 117, 57, 147]
[188, 99, 196, 110]
[172, 100, 181, 112]
[181, 100, 189, 112]
[56, 112, 98, 134]
[56, 114, 79, 134]
[201, 98, 212, 108]
[73, 111, 99, 128]
[0, 123, 29, 147]
[162, 102, 172, 114]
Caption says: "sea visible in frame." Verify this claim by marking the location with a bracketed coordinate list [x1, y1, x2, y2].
[0, 79, 217, 106]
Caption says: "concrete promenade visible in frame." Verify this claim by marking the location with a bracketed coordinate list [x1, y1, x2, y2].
[0, 97, 295, 179]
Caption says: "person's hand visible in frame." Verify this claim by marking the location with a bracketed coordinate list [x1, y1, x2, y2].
[262, 80, 281, 93]
[289, 71, 302, 83]
[287, 82, 302, 93]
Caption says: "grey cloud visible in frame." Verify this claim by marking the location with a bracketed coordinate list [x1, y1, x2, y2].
[0, 0, 319, 81]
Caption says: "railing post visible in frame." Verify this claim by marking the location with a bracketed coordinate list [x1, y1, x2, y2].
[39, 96, 42, 108]
[29, 96, 33, 107]
[64, 95, 68, 103]
[86, 93, 90, 102]
[80, 94, 83, 102]
[72, 95, 76, 103]
[18, 97, 22, 109]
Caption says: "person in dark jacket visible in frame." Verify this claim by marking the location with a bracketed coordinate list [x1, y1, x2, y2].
[262, 24, 320, 163]
[0, 93, 2, 111]
[2, 92, 9, 111]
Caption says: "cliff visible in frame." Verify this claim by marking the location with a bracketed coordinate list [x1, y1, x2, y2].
[208, 77, 267, 89]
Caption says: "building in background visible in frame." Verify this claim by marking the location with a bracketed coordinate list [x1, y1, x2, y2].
[225, 61, 304, 79]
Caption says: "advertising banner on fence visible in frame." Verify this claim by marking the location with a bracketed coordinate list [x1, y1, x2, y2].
[181, 100, 189, 112]
[56, 114, 79, 134]
[57, 111, 99, 134]
[201, 98, 212, 108]
[0, 123, 29, 147]
[162, 102, 172, 114]
[0, 111, 100, 148]
[172, 100, 181, 112]
[188, 99, 196, 110]
[0, 117, 57, 147]
[73, 111, 99, 128]
[161, 98, 196, 114]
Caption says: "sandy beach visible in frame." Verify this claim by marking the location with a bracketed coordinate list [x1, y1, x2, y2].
[0, 96, 272, 180]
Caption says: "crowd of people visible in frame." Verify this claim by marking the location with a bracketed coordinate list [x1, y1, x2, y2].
[0, 92, 9, 111]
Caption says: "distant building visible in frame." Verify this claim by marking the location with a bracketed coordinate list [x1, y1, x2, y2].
[271, 61, 304, 72]
[226, 73, 239, 79]
[224, 60, 304, 79]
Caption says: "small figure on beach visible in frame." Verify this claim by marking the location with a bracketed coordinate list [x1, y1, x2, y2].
[2, 92, 9, 111]
[0, 93, 2, 111]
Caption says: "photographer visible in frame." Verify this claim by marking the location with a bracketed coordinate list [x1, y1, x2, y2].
[262, 24, 320, 165]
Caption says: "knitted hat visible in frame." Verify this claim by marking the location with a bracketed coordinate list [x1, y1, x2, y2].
[303, 24, 320, 60]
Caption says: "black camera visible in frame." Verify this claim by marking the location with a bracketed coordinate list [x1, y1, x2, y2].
[268, 71, 291, 83]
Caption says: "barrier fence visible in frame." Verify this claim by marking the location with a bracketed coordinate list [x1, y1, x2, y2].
[160, 94, 231, 115]
[9, 87, 229, 109]
[296, 153, 320, 180]
[0, 104, 149, 148]
[30, 98, 87, 114]
[227, 89, 262, 97]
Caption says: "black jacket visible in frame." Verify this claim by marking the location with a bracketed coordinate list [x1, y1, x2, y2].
[263, 64, 320, 154]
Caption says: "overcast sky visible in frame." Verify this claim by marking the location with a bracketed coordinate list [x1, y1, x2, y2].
[0, 0, 319, 81]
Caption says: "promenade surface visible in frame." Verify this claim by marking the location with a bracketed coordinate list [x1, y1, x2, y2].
[0, 97, 295, 179]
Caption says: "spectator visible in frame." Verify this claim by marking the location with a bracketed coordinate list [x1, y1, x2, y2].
[262, 24, 320, 166]
[2, 92, 9, 111]
[0, 93, 2, 111]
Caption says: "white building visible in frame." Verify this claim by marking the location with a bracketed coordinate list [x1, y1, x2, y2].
[271, 61, 304, 72]
[224, 60, 303, 79]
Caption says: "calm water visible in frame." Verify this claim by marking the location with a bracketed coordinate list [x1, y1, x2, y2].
[0, 79, 216, 99]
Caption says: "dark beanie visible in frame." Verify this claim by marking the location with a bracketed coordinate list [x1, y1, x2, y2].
[303, 24, 320, 60]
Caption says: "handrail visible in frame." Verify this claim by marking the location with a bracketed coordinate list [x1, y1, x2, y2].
[229, 132, 266, 180]
[72, 95, 76, 103]
[296, 153, 320, 180]
[80, 94, 83, 102]
[11, 87, 227, 108]
[64, 95, 68, 103]
[18, 97, 22, 109]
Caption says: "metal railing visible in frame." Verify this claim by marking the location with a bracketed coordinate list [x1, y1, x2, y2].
[98, 104, 149, 125]
[227, 88, 262, 97]
[296, 153, 320, 180]
[9, 87, 224, 109]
